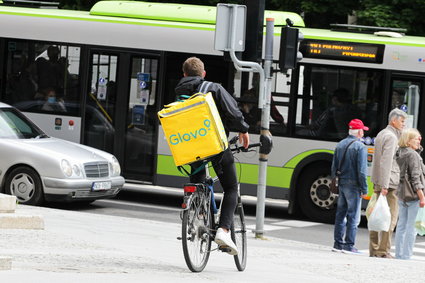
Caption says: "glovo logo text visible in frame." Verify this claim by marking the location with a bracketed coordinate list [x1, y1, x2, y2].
[170, 119, 211, 145]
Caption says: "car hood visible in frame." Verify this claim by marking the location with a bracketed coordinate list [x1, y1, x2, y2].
[19, 137, 111, 162]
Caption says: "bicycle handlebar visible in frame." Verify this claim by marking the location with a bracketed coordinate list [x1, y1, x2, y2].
[229, 135, 262, 153]
[230, 142, 262, 153]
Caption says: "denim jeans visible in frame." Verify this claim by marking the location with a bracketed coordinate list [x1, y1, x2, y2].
[334, 184, 362, 250]
[395, 200, 419, 260]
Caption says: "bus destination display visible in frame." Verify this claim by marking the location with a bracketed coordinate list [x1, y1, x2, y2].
[300, 40, 384, 63]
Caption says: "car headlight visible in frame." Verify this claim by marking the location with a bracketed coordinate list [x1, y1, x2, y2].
[61, 159, 72, 177]
[72, 164, 81, 176]
[110, 157, 121, 176]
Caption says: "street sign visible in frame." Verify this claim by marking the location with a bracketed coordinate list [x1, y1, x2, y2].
[214, 4, 246, 52]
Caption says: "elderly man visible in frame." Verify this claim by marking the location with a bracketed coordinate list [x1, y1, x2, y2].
[332, 119, 369, 254]
[369, 108, 407, 258]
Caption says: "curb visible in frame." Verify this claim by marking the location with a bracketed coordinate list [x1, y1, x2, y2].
[0, 214, 44, 230]
[0, 256, 12, 270]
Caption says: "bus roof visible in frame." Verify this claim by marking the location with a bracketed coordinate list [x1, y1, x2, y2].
[0, 0, 304, 28]
[1, 0, 425, 48]
[90, 1, 305, 27]
[301, 28, 425, 47]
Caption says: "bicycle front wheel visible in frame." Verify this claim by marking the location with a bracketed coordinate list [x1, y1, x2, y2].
[182, 193, 212, 272]
[232, 201, 247, 271]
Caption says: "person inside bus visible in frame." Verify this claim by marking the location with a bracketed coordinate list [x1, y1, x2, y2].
[391, 89, 406, 109]
[7, 53, 37, 104]
[239, 88, 285, 134]
[308, 88, 359, 139]
[36, 45, 63, 97]
[41, 87, 66, 112]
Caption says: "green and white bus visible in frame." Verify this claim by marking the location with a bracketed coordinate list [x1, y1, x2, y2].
[1, 0, 424, 222]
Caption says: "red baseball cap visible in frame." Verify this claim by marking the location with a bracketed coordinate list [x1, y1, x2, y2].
[348, 119, 369, 131]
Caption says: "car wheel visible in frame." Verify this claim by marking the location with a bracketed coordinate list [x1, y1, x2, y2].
[5, 166, 44, 205]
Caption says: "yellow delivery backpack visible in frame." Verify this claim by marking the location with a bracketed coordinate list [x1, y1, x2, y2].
[158, 91, 228, 166]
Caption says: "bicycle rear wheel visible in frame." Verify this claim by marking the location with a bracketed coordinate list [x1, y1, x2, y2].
[182, 193, 212, 272]
[232, 201, 247, 271]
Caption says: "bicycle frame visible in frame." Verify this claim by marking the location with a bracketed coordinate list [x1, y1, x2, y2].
[180, 137, 260, 272]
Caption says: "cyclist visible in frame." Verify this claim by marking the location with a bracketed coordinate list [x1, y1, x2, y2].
[175, 57, 250, 255]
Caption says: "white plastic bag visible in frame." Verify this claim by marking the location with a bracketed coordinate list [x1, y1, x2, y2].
[365, 193, 378, 220]
[367, 194, 391, 232]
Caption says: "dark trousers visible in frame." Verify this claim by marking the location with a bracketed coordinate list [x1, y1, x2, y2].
[190, 148, 238, 230]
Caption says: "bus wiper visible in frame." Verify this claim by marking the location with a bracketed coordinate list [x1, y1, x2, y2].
[35, 134, 49, 139]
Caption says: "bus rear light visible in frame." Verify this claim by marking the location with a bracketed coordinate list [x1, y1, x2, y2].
[184, 185, 197, 193]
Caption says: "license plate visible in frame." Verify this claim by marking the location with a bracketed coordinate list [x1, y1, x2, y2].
[92, 181, 112, 191]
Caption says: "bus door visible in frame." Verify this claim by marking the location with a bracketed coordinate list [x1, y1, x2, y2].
[390, 76, 424, 130]
[123, 56, 159, 182]
[86, 51, 160, 183]
[86, 52, 117, 154]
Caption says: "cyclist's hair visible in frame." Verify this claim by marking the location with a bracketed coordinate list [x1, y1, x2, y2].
[388, 108, 407, 123]
[399, 128, 421, 147]
[183, 57, 204, 77]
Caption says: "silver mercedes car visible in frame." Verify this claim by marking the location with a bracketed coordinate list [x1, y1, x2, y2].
[0, 102, 124, 205]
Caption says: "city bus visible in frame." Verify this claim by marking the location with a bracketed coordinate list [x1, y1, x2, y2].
[1, 0, 425, 223]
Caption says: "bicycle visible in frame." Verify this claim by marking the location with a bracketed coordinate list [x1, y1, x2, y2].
[179, 137, 261, 272]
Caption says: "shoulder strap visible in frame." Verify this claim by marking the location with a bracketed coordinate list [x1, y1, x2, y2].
[199, 81, 212, 94]
[336, 139, 357, 175]
[177, 162, 207, 177]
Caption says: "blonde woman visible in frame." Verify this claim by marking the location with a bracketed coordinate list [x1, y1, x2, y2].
[395, 128, 425, 260]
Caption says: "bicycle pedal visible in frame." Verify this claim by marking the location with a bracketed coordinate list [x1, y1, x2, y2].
[218, 246, 231, 253]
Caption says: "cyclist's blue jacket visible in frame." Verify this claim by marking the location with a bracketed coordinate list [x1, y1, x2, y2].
[175, 76, 249, 135]
[331, 135, 368, 195]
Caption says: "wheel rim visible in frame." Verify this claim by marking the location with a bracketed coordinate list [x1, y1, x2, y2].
[309, 175, 337, 209]
[233, 206, 247, 271]
[233, 215, 245, 257]
[182, 196, 211, 271]
[10, 173, 35, 202]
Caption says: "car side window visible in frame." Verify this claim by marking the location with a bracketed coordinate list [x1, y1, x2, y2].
[0, 110, 41, 139]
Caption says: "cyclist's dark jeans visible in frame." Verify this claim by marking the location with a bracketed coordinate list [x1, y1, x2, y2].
[190, 148, 237, 230]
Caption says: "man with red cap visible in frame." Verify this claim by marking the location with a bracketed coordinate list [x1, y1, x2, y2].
[331, 119, 369, 254]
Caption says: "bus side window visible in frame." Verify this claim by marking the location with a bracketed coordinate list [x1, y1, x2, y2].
[296, 66, 383, 140]
[4, 41, 81, 116]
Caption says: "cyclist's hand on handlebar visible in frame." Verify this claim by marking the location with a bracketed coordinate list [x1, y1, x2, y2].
[239, 132, 249, 149]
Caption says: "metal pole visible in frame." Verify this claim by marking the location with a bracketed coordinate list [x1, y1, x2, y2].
[227, 6, 266, 109]
[225, 5, 273, 238]
[255, 18, 274, 238]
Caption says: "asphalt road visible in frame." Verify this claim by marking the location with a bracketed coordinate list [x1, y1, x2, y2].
[45, 184, 425, 260]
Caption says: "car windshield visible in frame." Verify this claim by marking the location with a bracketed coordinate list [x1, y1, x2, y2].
[0, 108, 46, 139]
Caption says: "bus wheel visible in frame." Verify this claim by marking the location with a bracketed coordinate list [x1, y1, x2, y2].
[297, 164, 337, 223]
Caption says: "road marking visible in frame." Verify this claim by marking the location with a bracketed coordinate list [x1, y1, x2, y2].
[97, 199, 181, 212]
[246, 224, 290, 232]
[272, 220, 322, 228]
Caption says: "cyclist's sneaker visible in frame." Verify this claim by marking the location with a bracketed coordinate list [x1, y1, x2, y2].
[214, 228, 238, 255]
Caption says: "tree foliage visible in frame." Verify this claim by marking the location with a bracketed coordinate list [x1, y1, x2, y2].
[58, 0, 425, 35]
